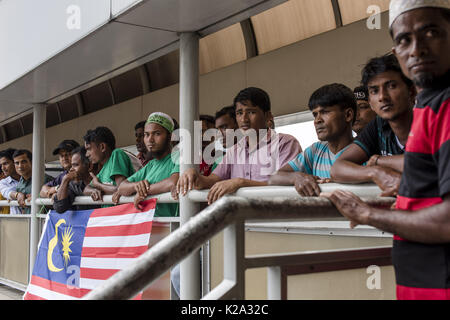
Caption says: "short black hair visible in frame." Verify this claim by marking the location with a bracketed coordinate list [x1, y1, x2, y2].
[0, 148, 17, 161]
[135, 121, 146, 131]
[233, 87, 271, 112]
[200, 115, 215, 126]
[13, 149, 32, 162]
[215, 106, 236, 121]
[83, 126, 116, 150]
[71, 146, 90, 166]
[361, 54, 413, 88]
[308, 83, 357, 123]
[172, 118, 179, 131]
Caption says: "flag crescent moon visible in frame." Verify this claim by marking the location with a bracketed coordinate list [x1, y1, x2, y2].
[47, 219, 66, 272]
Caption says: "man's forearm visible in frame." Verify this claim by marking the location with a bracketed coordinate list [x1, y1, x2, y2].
[268, 171, 295, 186]
[376, 155, 404, 173]
[239, 178, 268, 188]
[117, 180, 138, 196]
[368, 199, 450, 244]
[331, 160, 377, 183]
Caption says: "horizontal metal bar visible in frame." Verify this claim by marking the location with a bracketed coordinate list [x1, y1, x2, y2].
[0, 184, 388, 208]
[244, 246, 392, 269]
[84, 196, 394, 300]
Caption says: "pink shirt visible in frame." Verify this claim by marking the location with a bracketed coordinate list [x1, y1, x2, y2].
[212, 130, 302, 182]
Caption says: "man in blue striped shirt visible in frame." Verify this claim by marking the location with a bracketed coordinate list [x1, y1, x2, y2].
[269, 83, 356, 196]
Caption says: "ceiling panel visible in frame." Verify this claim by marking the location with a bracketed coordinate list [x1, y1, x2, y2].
[115, 0, 284, 33]
[338, 0, 390, 25]
[251, 0, 336, 54]
[199, 23, 247, 75]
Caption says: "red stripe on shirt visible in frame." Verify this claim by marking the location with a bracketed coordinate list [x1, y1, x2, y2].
[397, 284, 450, 300]
[406, 100, 450, 155]
[396, 195, 442, 211]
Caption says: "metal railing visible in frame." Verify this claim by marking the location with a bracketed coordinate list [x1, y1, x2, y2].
[79, 187, 394, 300]
[0, 184, 395, 299]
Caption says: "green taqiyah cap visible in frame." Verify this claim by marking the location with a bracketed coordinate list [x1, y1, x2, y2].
[146, 112, 175, 133]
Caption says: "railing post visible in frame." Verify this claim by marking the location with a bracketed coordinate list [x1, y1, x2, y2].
[179, 31, 201, 300]
[267, 266, 282, 300]
[223, 219, 245, 299]
[29, 103, 46, 279]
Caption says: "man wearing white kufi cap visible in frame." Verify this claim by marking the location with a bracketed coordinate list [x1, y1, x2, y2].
[323, 0, 450, 300]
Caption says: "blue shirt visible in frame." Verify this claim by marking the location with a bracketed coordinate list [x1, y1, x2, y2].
[288, 141, 349, 178]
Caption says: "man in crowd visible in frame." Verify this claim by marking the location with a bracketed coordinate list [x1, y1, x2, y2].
[53, 146, 96, 213]
[40, 139, 79, 198]
[269, 83, 356, 196]
[9, 149, 52, 214]
[0, 148, 21, 214]
[83, 126, 135, 203]
[215, 105, 238, 150]
[331, 54, 416, 196]
[176, 87, 301, 205]
[199, 114, 218, 176]
[135, 120, 151, 167]
[113, 112, 179, 216]
[323, 0, 450, 300]
[352, 86, 377, 135]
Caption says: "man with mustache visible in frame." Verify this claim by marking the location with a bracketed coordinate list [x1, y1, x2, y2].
[324, 0, 450, 300]
[269, 83, 356, 196]
[331, 54, 416, 196]
[176, 87, 301, 205]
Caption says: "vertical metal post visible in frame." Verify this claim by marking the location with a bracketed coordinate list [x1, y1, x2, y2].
[267, 266, 282, 300]
[223, 219, 245, 299]
[179, 32, 201, 300]
[29, 104, 46, 279]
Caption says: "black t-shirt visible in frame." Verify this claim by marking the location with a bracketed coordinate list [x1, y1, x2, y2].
[354, 116, 405, 157]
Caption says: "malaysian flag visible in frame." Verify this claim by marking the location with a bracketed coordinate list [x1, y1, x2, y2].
[23, 199, 156, 300]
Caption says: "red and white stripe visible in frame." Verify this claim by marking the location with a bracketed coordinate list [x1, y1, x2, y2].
[24, 200, 156, 300]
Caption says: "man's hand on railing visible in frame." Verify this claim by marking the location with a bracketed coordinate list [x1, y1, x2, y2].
[112, 191, 121, 205]
[321, 190, 372, 228]
[133, 193, 146, 210]
[90, 189, 103, 202]
[176, 168, 200, 196]
[206, 178, 242, 205]
[17, 192, 29, 208]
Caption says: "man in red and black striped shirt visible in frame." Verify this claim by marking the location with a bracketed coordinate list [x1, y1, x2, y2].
[323, 0, 450, 300]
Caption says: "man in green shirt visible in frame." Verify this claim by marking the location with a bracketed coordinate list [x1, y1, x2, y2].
[113, 112, 179, 217]
[9, 149, 52, 214]
[83, 126, 134, 203]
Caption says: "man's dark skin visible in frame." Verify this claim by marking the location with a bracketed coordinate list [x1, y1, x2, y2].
[330, 70, 415, 196]
[113, 122, 179, 209]
[269, 104, 354, 196]
[56, 152, 91, 202]
[83, 141, 127, 201]
[11, 154, 32, 208]
[323, 8, 450, 243]
[215, 113, 238, 148]
[0, 156, 20, 182]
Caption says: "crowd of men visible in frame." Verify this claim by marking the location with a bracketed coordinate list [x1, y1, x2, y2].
[0, 0, 448, 300]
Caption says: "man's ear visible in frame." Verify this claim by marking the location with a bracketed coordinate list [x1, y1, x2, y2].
[99, 142, 107, 153]
[345, 107, 355, 124]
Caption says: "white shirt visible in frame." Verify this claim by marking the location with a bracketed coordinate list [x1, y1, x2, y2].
[0, 176, 20, 215]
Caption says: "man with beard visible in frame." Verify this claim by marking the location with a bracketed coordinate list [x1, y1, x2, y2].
[113, 112, 179, 217]
[331, 54, 416, 196]
[269, 83, 356, 196]
[215, 105, 238, 150]
[323, 0, 450, 300]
